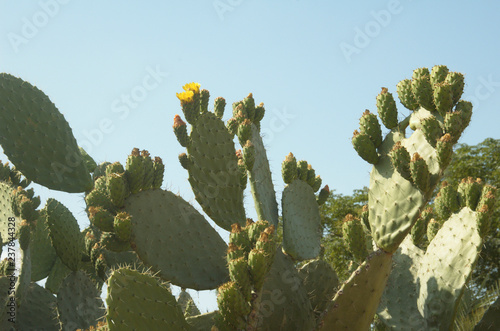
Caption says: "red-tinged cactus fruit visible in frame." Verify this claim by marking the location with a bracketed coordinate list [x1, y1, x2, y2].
[217, 281, 250, 329]
[88, 206, 114, 232]
[445, 72, 465, 105]
[125, 148, 144, 194]
[436, 133, 454, 169]
[312, 175, 322, 193]
[200, 89, 210, 114]
[410, 153, 430, 193]
[426, 218, 441, 242]
[228, 256, 252, 301]
[420, 115, 443, 148]
[114, 211, 132, 242]
[359, 110, 383, 148]
[317, 184, 329, 206]
[237, 119, 252, 145]
[352, 130, 379, 165]
[173, 114, 190, 148]
[397, 78, 419, 111]
[105, 162, 125, 177]
[152, 156, 164, 189]
[411, 207, 432, 247]
[444, 111, 464, 143]
[456, 100, 473, 128]
[389, 141, 412, 181]
[254, 102, 265, 123]
[242, 140, 255, 170]
[141, 150, 154, 190]
[243, 93, 256, 121]
[297, 160, 309, 181]
[226, 117, 239, 136]
[411, 67, 435, 111]
[281, 152, 298, 184]
[214, 96, 226, 119]
[433, 82, 454, 117]
[433, 181, 460, 220]
[376, 87, 399, 129]
[230, 223, 251, 254]
[342, 214, 369, 263]
[430, 65, 449, 86]
[457, 177, 483, 210]
[306, 164, 317, 188]
[178, 153, 192, 170]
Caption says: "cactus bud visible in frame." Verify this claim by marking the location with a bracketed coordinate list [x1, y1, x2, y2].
[306, 164, 317, 188]
[445, 72, 465, 105]
[214, 96, 226, 119]
[247, 249, 268, 291]
[106, 173, 128, 208]
[242, 140, 255, 170]
[430, 65, 449, 86]
[444, 111, 464, 143]
[141, 150, 154, 190]
[178, 153, 192, 170]
[411, 207, 432, 247]
[227, 242, 245, 262]
[317, 185, 330, 206]
[237, 119, 252, 145]
[434, 182, 459, 220]
[376, 87, 398, 129]
[173, 115, 190, 148]
[85, 189, 116, 214]
[226, 117, 239, 136]
[389, 141, 412, 181]
[436, 133, 454, 169]
[254, 102, 265, 123]
[342, 214, 368, 263]
[426, 218, 441, 242]
[359, 110, 382, 148]
[420, 115, 443, 147]
[200, 89, 210, 114]
[433, 82, 453, 117]
[410, 153, 430, 193]
[217, 281, 250, 329]
[152, 157, 164, 189]
[243, 93, 255, 121]
[255, 232, 276, 262]
[229, 223, 251, 255]
[352, 130, 379, 164]
[411, 68, 435, 111]
[455, 100, 472, 128]
[236, 153, 248, 189]
[457, 177, 483, 210]
[88, 206, 115, 232]
[476, 185, 497, 213]
[114, 212, 132, 242]
[232, 101, 244, 118]
[125, 148, 144, 194]
[397, 79, 419, 111]
[312, 175, 322, 193]
[246, 220, 269, 244]
[228, 257, 252, 301]
[296, 160, 309, 181]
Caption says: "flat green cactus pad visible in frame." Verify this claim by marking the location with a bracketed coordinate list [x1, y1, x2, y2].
[106, 268, 189, 330]
[0, 73, 92, 193]
[248, 124, 279, 227]
[16, 282, 60, 331]
[320, 250, 393, 330]
[45, 257, 72, 294]
[125, 189, 229, 290]
[417, 207, 483, 330]
[282, 179, 322, 260]
[187, 112, 246, 230]
[30, 209, 57, 282]
[298, 259, 339, 313]
[57, 271, 105, 330]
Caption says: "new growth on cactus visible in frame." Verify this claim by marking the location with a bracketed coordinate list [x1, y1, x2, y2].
[0, 66, 497, 330]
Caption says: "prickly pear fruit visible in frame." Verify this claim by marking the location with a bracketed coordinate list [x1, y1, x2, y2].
[105, 162, 125, 177]
[359, 110, 382, 148]
[457, 177, 483, 210]
[100, 232, 130, 252]
[342, 214, 368, 262]
[433, 82, 453, 117]
[200, 89, 210, 113]
[317, 185, 329, 206]
[254, 102, 265, 123]
[444, 72, 465, 105]
[397, 79, 419, 111]
[352, 130, 379, 164]
[152, 157, 164, 189]
[297, 160, 309, 181]
[456, 100, 473, 128]
[173, 115, 190, 148]
[410, 153, 430, 193]
[141, 150, 154, 190]
[228, 256, 252, 301]
[434, 182, 459, 220]
[242, 140, 255, 170]
[411, 67, 435, 111]
[237, 119, 252, 145]
[411, 207, 432, 246]
[217, 281, 250, 329]
[420, 115, 443, 147]
[436, 133, 454, 169]
[214, 96, 226, 119]
[243, 93, 256, 121]
[230, 223, 251, 255]
[125, 148, 144, 194]
[444, 111, 464, 143]
[114, 212, 132, 242]
[389, 141, 412, 181]
[430, 65, 449, 86]
[88, 206, 114, 232]
[426, 218, 441, 242]
[247, 248, 268, 291]
[376, 87, 398, 129]
[106, 173, 128, 208]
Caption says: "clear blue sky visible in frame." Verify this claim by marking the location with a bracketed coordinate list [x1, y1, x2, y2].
[1, 0, 500, 313]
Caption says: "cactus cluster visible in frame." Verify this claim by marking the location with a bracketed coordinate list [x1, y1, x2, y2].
[0, 66, 497, 330]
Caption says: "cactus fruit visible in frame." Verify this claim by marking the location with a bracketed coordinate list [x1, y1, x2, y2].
[342, 214, 369, 263]
[352, 130, 379, 164]
[376, 87, 399, 129]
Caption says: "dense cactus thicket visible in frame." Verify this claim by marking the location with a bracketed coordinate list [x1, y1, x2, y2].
[0, 66, 498, 330]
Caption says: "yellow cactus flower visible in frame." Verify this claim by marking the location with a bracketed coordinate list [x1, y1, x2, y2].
[182, 82, 200, 94]
[176, 90, 194, 103]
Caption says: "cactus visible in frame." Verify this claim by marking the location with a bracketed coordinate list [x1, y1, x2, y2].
[0, 66, 495, 330]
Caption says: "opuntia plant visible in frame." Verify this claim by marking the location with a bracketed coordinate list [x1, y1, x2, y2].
[0, 65, 497, 331]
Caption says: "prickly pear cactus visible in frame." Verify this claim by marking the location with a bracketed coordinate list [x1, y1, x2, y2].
[0, 65, 495, 331]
